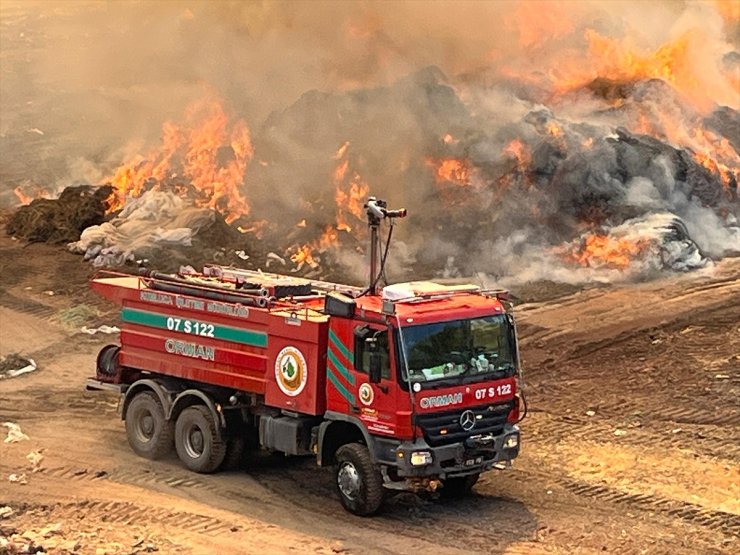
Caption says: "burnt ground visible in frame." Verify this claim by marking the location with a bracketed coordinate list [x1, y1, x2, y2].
[0, 228, 738, 555]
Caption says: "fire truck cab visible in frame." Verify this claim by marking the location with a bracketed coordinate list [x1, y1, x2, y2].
[319, 281, 522, 514]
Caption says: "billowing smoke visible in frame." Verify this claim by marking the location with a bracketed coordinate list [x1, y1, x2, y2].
[2, 0, 738, 285]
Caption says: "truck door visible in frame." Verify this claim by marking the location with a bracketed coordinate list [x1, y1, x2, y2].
[326, 320, 408, 439]
[350, 324, 403, 438]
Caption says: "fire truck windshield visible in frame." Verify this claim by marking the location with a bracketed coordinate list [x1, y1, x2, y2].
[400, 314, 516, 387]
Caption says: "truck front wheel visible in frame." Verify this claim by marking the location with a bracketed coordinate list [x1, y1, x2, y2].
[334, 443, 384, 516]
[125, 391, 174, 460]
[175, 405, 226, 473]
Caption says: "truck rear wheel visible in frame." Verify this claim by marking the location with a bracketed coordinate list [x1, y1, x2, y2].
[125, 391, 174, 460]
[440, 473, 480, 498]
[175, 405, 226, 473]
[334, 443, 384, 516]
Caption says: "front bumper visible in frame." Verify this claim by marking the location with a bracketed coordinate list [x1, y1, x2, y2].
[374, 424, 520, 479]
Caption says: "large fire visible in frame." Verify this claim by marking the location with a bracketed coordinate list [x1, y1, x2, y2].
[564, 233, 650, 270]
[507, 6, 738, 114]
[105, 97, 253, 224]
[497, 0, 739, 216]
[8, 2, 736, 281]
[555, 32, 700, 102]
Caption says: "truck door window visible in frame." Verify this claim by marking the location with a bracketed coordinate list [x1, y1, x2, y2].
[354, 326, 391, 379]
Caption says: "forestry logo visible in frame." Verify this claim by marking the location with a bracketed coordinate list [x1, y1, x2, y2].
[275, 346, 308, 397]
[359, 383, 374, 406]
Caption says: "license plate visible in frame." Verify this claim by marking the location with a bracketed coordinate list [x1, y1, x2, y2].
[464, 456, 483, 466]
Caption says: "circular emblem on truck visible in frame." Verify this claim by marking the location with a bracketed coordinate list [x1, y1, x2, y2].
[275, 346, 308, 397]
[359, 383, 374, 406]
[459, 409, 476, 431]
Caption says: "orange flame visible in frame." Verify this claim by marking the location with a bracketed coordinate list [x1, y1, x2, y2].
[105, 97, 253, 224]
[13, 185, 52, 205]
[565, 233, 650, 270]
[430, 158, 472, 187]
[335, 181, 369, 233]
[713, 0, 740, 25]
[497, 139, 535, 193]
[14, 187, 38, 205]
[548, 29, 737, 114]
[426, 156, 485, 206]
[290, 243, 319, 269]
[546, 122, 564, 138]
[688, 128, 738, 190]
[334, 140, 351, 160]
[288, 143, 370, 269]
[503, 1, 737, 115]
[332, 141, 369, 235]
[502, 139, 532, 169]
[290, 225, 340, 270]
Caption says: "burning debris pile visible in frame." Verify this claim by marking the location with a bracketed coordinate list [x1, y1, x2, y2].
[5, 2, 738, 286]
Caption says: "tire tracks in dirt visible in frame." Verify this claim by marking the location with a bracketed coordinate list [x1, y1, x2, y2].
[7, 499, 236, 536]
[0, 289, 56, 319]
[71, 500, 236, 535]
[527, 412, 740, 461]
[517, 276, 740, 361]
[541, 473, 740, 537]
[36, 461, 530, 554]
[38, 454, 739, 547]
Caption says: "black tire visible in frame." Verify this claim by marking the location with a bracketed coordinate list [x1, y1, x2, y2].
[96, 345, 120, 381]
[175, 405, 226, 473]
[124, 391, 174, 460]
[440, 473, 480, 498]
[334, 443, 384, 516]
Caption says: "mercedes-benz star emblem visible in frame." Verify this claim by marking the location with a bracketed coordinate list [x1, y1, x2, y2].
[459, 409, 476, 431]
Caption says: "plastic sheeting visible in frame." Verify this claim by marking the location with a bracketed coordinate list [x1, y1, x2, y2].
[68, 190, 215, 266]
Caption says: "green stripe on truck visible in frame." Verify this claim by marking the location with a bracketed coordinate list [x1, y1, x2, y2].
[327, 348, 355, 386]
[328, 329, 353, 362]
[327, 367, 356, 405]
[121, 307, 268, 348]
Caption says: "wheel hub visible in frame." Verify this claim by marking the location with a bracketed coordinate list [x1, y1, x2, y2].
[184, 426, 205, 458]
[138, 412, 154, 440]
[337, 461, 361, 500]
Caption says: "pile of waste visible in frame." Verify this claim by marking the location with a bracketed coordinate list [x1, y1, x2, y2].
[6, 185, 111, 244]
[69, 190, 217, 267]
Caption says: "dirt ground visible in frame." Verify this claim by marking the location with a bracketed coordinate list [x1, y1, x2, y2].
[0, 229, 738, 555]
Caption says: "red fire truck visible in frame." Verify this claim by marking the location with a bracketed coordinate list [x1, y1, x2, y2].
[87, 198, 524, 515]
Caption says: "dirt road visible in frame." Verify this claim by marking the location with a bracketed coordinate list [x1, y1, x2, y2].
[1, 233, 738, 554]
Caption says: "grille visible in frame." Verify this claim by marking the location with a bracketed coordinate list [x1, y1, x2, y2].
[416, 401, 514, 446]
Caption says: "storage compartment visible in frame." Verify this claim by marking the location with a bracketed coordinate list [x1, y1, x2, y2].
[259, 415, 314, 455]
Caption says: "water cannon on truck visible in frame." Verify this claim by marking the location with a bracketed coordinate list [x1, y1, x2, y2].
[87, 196, 525, 515]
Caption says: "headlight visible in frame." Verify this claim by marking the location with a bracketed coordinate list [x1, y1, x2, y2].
[410, 451, 433, 466]
[504, 435, 519, 449]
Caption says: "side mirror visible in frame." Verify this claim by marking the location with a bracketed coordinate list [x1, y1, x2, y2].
[366, 337, 382, 384]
